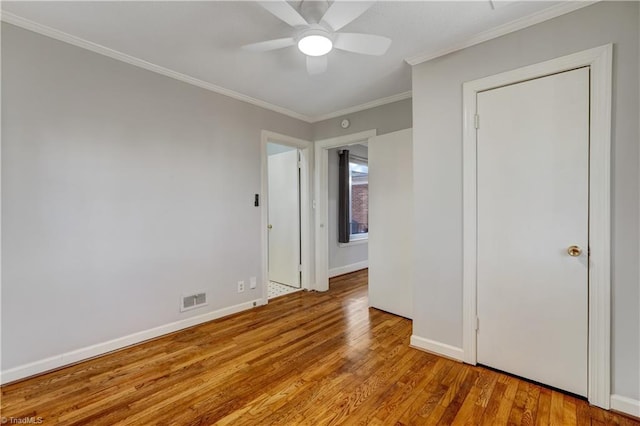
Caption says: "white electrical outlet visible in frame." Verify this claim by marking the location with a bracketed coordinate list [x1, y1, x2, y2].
[249, 276, 257, 289]
[237, 281, 245, 293]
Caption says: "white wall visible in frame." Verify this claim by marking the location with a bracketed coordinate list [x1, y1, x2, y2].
[1, 23, 311, 377]
[327, 144, 368, 273]
[412, 1, 639, 402]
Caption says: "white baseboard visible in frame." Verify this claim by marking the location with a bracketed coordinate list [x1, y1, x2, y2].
[328, 261, 368, 278]
[0, 298, 266, 385]
[611, 394, 640, 418]
[410, 335, 464, 362]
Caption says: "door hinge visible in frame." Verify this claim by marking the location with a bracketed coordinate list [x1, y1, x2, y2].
[474, 114, 480, 129]
[475, 317, 480, 332]
[298, 161, 302, 169]
[298, 264, 303, 272]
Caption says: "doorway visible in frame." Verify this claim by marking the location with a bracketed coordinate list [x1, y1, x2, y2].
[314, 130, 377, 292]
[267, 144, 301, 297]
[261, 131, 313, 302]
[461, 44, 612, 408]
[328, 143, 369, 278]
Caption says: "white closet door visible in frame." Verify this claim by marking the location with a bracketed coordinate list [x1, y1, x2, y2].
[477, 68, 589, 396]
[369, 128, 413, 318]
[268, 150, 300, 288]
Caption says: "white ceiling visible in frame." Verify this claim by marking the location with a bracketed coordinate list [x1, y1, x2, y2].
[2, 1, 571, 121]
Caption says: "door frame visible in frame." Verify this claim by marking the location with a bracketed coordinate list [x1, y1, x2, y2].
[461, 44, 612, 408]
[314, 130, 377, 292]
[261, 131, 313, 302]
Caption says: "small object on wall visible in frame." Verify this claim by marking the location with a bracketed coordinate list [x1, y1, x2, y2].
[341, 119, 350, 129]
[254, 194, 260, 206]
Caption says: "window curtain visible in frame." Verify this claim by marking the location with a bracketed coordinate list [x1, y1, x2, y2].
[338, 149, 350, 243]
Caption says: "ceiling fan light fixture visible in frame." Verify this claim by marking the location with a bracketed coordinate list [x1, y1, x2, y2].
[298, 34, 333, 57]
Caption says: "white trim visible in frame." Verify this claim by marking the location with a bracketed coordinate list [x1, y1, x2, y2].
[489, 0, 518, 11]
[0, 11, 410, 124]
[328, 260, 369, 278]
[610, 395, 640, 418]
[311, 91, 412, 123]
[462, 44, 612, 409]
[405, 1, 598, 66]
[314, 130, 377, 292]
[410, 335, 464, 362]
[0, 11, 312, 122]
[0, 298, 265, 385]
[261, 131, 314, 300]
[338, 237, 368, 248]
[0, 7, 3, 381]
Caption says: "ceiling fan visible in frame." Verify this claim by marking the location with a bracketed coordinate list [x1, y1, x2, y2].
[243, 1, 391, 75]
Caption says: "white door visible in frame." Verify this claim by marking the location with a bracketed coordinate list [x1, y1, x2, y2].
[476, 68, 589, 396]
[268, 150, 301, 288]
[368, 128, 413, 318]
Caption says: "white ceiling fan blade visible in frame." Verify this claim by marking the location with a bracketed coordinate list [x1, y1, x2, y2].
[333, 33, 391, 56]
[259, 1, 309, 27]
[243, 37, 296, 52]
[320, 1, 374, 32]
[306, 55, 328, 75]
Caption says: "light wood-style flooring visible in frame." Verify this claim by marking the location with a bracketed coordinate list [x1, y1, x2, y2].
[1, 270, 638, 425]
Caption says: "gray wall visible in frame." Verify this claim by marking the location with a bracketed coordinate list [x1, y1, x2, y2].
[411, 1, 639, 400]
[312, 98, 412, 140]
[1, 23, 311, 371]
[327, 144, 368, 271]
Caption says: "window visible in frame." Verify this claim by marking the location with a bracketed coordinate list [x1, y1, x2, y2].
[338, 149, 368, 244]
[348, 158, 368, 240]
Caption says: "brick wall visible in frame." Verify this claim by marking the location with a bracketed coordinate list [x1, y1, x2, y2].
[352, 184, 368, 233]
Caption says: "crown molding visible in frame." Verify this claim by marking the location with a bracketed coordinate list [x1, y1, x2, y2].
[309, 90, 412, 123]
[405, 1, 599, 66]
[0, 11, 315, 123]
[1, 11, 414, 124]
[0, 3, 601, 123]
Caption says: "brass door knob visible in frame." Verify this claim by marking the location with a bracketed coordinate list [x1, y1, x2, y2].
[268, 224, 273, 230]
[567, 245, 582, 257]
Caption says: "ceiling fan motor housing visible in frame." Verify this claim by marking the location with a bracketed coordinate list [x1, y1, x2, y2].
[299, 0, 330, 25]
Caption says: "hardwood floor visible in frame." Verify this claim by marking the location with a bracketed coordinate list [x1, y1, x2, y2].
[1, 269, 637, 425]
